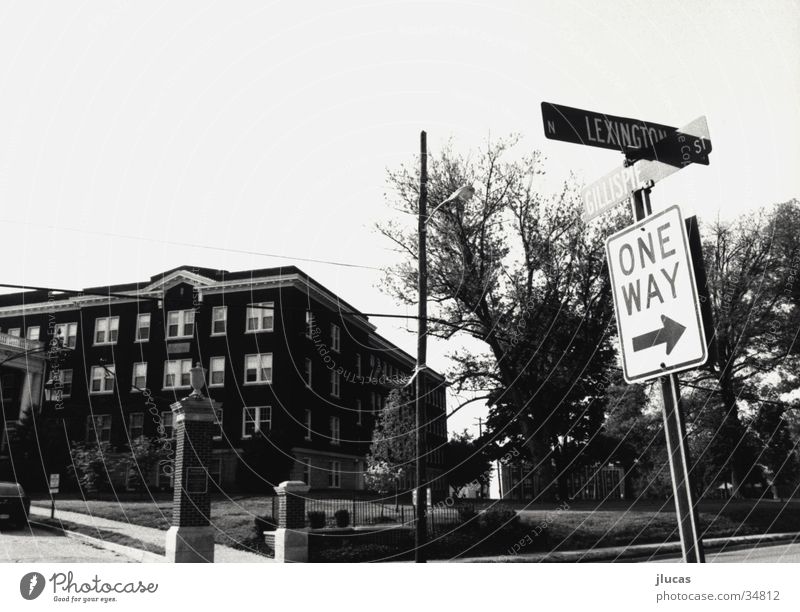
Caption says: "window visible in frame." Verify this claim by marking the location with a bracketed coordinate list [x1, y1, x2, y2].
[86, 415, 112, 443]
[54, 323, 78, 348]
[160, 411, 174, 439]
[94, 317, 119, 344]
[304, 409, 312, 440]
[27, 326, 40, 341]
[245, 303, 274, 333]
[90, 365, 115, 394]
[244, 353, 272, 384]
[167, 310, 194, 338]
[164, 359, 192, 389]
[135, 313, 151, 342]
[302, 457, 311, 486]
[328, 461, 341, 488]
[213, 407, 223, 440]
[330, 416, 340, 445]
[304, 358, 312, 387]
[355, 353, 362, 378]
[211, 306, 227, 335]
[331, 324, 340, 352]
[330, 370, 340, 398]
[242, 406, 271, 438]
[56, 369, 73, 400]
[131, 363, 147, 391]
[8, 328, 20, 337]
[209, 357, 225, 387]
[305, 311, 314, 338]
[129, 413, 144, 439]
[356, 399, 362, 425]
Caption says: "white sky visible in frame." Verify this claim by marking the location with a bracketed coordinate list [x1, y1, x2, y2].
[1, 0, 798, 436]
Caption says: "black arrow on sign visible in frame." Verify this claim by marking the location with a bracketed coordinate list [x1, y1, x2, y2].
[632, 315, 686, 355]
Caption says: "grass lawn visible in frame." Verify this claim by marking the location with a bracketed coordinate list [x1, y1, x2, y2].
[32, 494, 800, 558]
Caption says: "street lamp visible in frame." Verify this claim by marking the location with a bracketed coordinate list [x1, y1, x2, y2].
[414, 130, 474, 563]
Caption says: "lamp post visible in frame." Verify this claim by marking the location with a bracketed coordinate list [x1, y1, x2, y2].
[414, 130, 474, 563]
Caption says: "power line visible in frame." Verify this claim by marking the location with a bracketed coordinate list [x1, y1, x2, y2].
[0, 217, 380, 271]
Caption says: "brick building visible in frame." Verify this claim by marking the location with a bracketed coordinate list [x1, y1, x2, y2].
[0, 266, 448, 498]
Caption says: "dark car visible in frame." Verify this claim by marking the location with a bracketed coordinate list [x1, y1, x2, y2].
[0, 482, 31, 528]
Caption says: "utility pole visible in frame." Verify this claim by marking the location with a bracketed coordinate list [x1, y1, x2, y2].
[414, 130, 428, 563]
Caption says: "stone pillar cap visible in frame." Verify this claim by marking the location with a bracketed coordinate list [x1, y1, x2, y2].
[274, 480, 310, 494]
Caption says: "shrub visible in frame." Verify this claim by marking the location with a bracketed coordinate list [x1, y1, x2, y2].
[314, 543, 408, 562]
[479, 504, 519, 532]
[253, 514, 277, 537]
[334, 509, 350, 528]
[308, 510, 326, 529]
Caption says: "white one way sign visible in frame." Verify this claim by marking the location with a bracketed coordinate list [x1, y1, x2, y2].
[606, 205, 707, 382]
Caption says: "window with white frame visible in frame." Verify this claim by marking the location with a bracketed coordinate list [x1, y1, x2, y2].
[167, 310, 194, 338]
[242, 406, 271, 438]
[304, 358, 312, 387]
[245, 303, 274, 333]
[304, 409, 312, 440]
[160, 411, 174, 439]
[135, 313, 150, 342]
[330, 416, 340, 445]
[164, 359, 192, 389]
[131, 363, 147, 391]
[94, 317, 119, 344]
[209, 356, 225, 386]
[55, 369, 73, 400]
[330, 370, 340, 398]
[331, 324, 340, 352]
[213, 407, 223, 440]
[244, 353, 272, 384]
[8, 328, 20, 337]
[86, 415, 112, 443]
[305, 311, 314, 338]
[90, 365, 115, 394]
[211, 306, 227, 335]
[27, 326, 40, 341]
[54, 322, 78, 348]
[302, 457, 311, 486]
[356, 399, 362, 425]
[129, 412, 144, 439]
[328, 460, 341, 488]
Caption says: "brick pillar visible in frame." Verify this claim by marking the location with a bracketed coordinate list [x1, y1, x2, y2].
[165, 364, 220, 563]
[272, 481, 310, 562]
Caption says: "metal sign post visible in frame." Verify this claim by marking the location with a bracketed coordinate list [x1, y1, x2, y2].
[631, 188, 705, 564]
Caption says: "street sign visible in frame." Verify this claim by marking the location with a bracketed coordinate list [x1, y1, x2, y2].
[605, 205, 707, 382]
[541, 101, 676, 154]
[49, 473, 60, 493]
[581, 116, 712, 222]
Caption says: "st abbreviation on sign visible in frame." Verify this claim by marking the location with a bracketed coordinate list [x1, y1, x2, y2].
[606, 205, 707, 382]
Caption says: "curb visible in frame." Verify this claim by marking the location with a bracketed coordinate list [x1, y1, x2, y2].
[457, 531, 800, 563]
[29, 519, 165, 563]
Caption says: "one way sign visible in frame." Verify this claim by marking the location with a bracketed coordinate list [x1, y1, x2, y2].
[606, 205, 707, 382]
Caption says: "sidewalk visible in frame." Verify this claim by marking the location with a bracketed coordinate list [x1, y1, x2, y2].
[30, 505, 271, 563]
[453, 531, 800, 563]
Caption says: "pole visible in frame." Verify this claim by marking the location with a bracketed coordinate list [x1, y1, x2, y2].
[632, 187, 705, 563]
[414, 130, 429, 563]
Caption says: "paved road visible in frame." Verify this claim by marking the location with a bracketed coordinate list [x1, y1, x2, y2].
[0, 524, 129, 563]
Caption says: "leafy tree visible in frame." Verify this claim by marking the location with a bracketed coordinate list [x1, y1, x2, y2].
[688, 200, 800, 496]
[379, 137, 622, 500]
[69, 442, 112, 493]
[364, 389, 416, 497]
[443, 430, 493, 498]
[124, 436, 171, 491]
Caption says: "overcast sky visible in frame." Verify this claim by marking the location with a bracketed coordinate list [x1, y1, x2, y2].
[1, 0, 798, 435]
